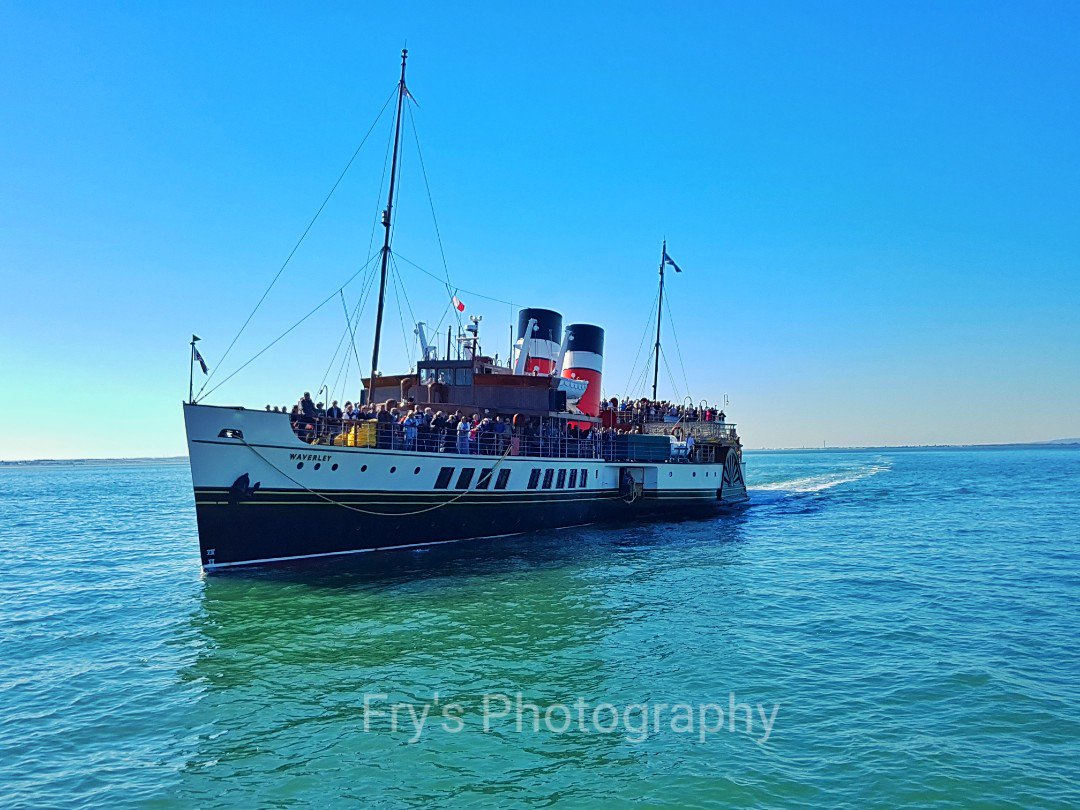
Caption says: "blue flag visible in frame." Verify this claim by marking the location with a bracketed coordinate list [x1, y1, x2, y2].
[193, 345, 209, 375]
[663, 249, 682, 273]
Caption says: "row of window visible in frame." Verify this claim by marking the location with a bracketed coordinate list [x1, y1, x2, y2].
[527, 467, 589, 490]
[431, 466, 594, 491]
[419, 367, 473, 386]
[434, 466, 512, 491]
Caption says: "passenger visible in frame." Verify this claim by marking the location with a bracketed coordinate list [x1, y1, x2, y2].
[375, 404, 393, 449]
[416, 408, 433, 452]
[456, 416, 471, 455]
[300, 392, 316, 419]
[432, 410, 448, 452]
[444, 414, 458, 453]
[480, 417, 496, 455]
[290, 404, 302, 436]
[403, 411, 419, 451]
[469, 414, 481, 455]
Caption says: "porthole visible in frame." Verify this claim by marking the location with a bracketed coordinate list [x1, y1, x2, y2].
[669, 471, 673, 477]
[692, 471, 697, 477]
[414, 467, 421, 474]
[390, 466, 397, 473]
[361, 465, 368, 472]
[296, 462, 304, 470]
[314, 463, 321, 470]
[331, 463, 339, 471]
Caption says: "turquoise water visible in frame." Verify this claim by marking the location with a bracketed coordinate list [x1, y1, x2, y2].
[1, 449, 1077, 807]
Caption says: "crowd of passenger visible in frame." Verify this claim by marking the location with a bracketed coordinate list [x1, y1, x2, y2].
[265, 392, 729, 459]
[601, 397, 726, 424]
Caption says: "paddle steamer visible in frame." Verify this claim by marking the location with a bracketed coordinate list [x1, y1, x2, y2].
[183, 51, 747, 570]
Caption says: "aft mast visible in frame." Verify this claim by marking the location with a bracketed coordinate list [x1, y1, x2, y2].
[651, 239, 666, 401]
[368, 48, 409, 404]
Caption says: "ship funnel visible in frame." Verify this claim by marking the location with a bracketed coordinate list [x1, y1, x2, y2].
[514, 308, 563, 375]
[561, 323, 604, 416]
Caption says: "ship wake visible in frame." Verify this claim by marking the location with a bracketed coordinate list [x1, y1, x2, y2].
[751, 462, 891, 493]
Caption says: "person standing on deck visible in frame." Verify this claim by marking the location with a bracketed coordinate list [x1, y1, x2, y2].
[456, 416, 471, 455]
[403, 411, 419, 451]
[376, 404, 393, 449]
[468, 414, 481, 455]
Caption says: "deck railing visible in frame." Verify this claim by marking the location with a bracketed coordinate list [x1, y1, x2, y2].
[288, 416, 733, 462]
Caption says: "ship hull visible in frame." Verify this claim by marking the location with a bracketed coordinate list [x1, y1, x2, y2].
[185, 404, 748, 570]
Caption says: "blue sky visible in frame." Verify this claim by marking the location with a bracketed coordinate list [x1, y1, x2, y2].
[2, 1, 1078, 459]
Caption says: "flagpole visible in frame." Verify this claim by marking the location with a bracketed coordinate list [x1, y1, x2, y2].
[652, 240, 666, 401]
[189, 336, 196, 404]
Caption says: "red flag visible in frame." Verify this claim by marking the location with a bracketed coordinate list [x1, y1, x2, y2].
[452, 295, 465, 312]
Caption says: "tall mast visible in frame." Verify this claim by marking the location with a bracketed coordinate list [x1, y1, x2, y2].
[651, 239, 666, 401]
[368, 48, 409, 404]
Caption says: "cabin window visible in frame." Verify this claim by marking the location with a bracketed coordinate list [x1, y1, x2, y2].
[476, 468, 494, 490]
[495, 469, 511, 490]
[420, 368, 435, 384]
[437, 368, 454, 385]
[434, 467, 454, 489]
[568, 469, 578, 488]
[542, 469, 554, 489]
[580, 468, 588, 487]
[556, 469, 567, 489]
[454, 368, 472, 386]
[455, 468, 474, 489]
[527, 469, 541, 489]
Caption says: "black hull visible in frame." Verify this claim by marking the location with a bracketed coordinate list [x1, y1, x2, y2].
[193, 488, 743, 569]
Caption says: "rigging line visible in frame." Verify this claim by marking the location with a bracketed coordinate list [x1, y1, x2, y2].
[199, 251, 382, 401]
[659, 346, 682, 403]
[340, 289, 366, 382]
[367, 104, 398, 262]
[318, 251, 381, 402]
[633, 354, 653, 399]
[316, 262, 375, 394]
[624, 286, 662, 396]
[405, 99, 462, 333]
[628, 346, 652, 400]
[430, 298, 454, 343]
[388, 256, 413, 370]
[329, 334, 351, 405]
[331, 310, 359, 406]
[392, 251, 517, 307]
[197, 86, 398, 400]
[315, 252, 381, 396]
[348, 262, 382, 381]
[395, 260, 422, 369]
[662, 286, 692, 399]
[389, 252, 419, 341]
[338, 356, 350, 406]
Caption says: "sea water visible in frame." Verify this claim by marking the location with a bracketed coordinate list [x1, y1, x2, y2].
[1, 448, 1076, 806]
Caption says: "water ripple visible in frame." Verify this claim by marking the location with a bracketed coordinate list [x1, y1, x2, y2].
[0, 451, 1077, 806]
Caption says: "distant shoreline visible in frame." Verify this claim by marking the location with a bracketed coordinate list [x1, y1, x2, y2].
[2, 442, 1077, 466]
[0, 456, 190, 467]
[745, 442, 1080, 453]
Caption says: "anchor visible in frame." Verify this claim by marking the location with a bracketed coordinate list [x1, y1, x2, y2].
[228, 473, 261, 504]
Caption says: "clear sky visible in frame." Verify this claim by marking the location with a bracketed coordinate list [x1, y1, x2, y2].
[2, 1, 1078, 459]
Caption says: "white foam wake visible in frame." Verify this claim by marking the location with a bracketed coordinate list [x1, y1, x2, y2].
[751, 463, 891, 493]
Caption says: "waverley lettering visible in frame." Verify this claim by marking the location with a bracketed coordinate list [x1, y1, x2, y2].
[289, 453, 332, 462]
